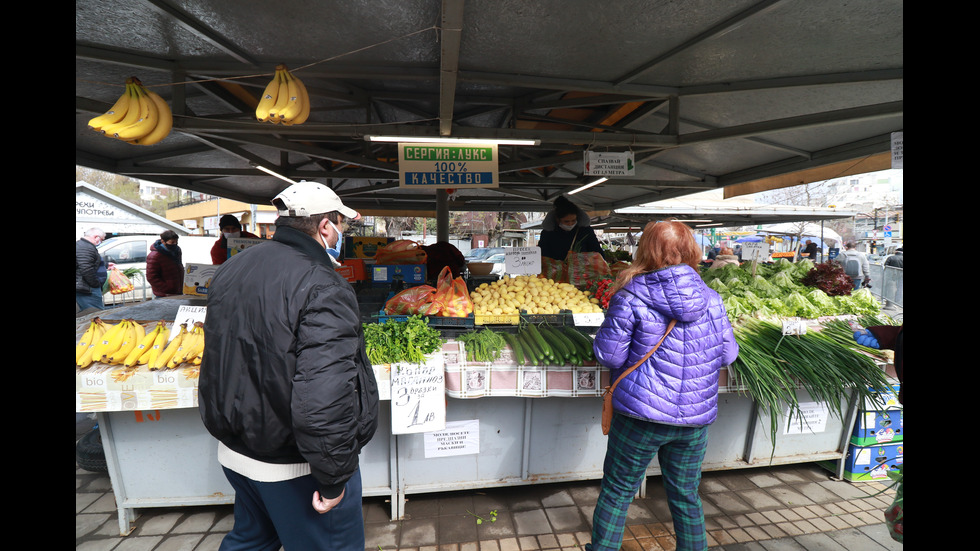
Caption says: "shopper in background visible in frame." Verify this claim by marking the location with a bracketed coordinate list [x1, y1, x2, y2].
[210, 214, 260, 265]
[707, 247, 740, 270]
[537, 195, 603, 261]
[801, 239, 818, 260]
[588, 220, 739, 551]
[76, 227, 108, 311]
[835, 241, 871, 290]
[199, 181, 378, 551]
[145, 230, 184, 297]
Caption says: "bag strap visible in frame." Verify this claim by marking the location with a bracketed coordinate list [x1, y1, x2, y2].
[606, 319, 677, 395]
[567, 227, 580, 255]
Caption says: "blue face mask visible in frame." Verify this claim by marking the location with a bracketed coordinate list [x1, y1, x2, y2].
[325, 220, 343, 259]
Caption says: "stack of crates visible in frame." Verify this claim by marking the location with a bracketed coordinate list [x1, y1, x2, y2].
[836, 385, 903, 482]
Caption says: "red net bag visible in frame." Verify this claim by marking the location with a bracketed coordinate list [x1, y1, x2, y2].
[384, 285, 436, 315]
[429, 266, 474, 317]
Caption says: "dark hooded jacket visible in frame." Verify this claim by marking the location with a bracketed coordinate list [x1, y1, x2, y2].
[145, 239, 184, 296]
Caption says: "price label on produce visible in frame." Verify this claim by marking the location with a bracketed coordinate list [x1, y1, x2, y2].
[572, 312, 604, 326]
[390, 356, 446, 434]
[742, 242, 768, 263]
[504, 247, 541, 275]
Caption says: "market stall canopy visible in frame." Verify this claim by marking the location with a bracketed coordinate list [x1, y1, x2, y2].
[75, 0, 903, 215]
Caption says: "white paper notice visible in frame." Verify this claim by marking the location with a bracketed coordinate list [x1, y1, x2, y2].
[423, 419, 480, 458]
[504, 247, 541, 275]
[390, 357, 446, 434]
[783, 402, 829, 435]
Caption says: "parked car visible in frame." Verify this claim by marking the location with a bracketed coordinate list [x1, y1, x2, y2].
[97, 234, 217, 305]
[464, 247, 505, 262]
[484, 253, 508, 277]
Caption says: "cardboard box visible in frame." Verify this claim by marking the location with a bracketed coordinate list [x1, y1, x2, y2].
[371, 264, 427, 284]
[837, 442, 903, 482]
[183, 263, 218, 296]
[851, 408, 903, 446]
[228, 237, 266, 260]
[346, 236, 394, 259]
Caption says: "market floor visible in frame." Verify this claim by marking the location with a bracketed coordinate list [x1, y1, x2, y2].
[76, 415, 901, 551]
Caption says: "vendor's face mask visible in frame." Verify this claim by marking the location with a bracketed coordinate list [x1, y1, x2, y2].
[222, 231, 240, 240]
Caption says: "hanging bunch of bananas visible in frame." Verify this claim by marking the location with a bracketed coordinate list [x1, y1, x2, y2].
[150, 321, 205, 371]
[255, 64, 310, 125]
[87, 77, 173, 146]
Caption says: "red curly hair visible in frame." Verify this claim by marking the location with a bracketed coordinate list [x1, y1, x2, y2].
[613, 220, 701, 291]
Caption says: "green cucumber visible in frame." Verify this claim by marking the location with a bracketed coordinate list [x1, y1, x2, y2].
[517, 329, 537, 365]
[525, 324, 554, 362]
[542, 325, 572, 362]
[563, 327, 595, 360]
[502, 332, 524, 366]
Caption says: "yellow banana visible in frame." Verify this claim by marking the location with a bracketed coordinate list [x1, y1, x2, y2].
[90, 319, 128, 364]
[152, 323, 186, 370]
[178, 322, 206, 364]
[282, 73, 310, 125]
[132, 88, 173, 146]
[77, 319, 107, 368]
[108, 320, 140, 364]
[267, 68, 292, 123]
[133, 320, 145, 343]
[142, 324, 172, 366]
[276, 69, 303, 123]
[255, 67, 283, 122]
[87, 80, 135, 131]
[170, 324, 200, 367]
[76, 318, 100, 362]
[124, 323, 162, 367]
[114, 84, 159, 141]
[99, 83, 142, 136]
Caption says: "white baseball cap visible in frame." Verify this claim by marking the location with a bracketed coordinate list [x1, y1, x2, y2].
[272, 181, 359, 220]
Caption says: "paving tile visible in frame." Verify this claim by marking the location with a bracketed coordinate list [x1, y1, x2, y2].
[498, 537, 521, 551]
[545, 506, 588, 532]
[540, 489, 576, 508]
[793, 482, 847, 504]
[476, 510, 516, 539]
[764, 487, 815, 508]
[516, 535, 539, 549]
[703, 492, 754, 515]
[439, 514, 480, 544]
[400, 517, 439, 547]
[738, 489, 783, 511]
[536, 534, 559, 549]
[513, 509, 552, 535]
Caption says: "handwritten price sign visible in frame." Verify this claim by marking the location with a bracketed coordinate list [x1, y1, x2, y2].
[504, 247, 541, 275]
[390, 356, 446, 434]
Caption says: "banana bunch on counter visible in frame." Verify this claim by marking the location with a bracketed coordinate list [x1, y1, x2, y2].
[76, 319, 205, 370]
[255, 64, 310, 125]
[87, 77, 173, 146]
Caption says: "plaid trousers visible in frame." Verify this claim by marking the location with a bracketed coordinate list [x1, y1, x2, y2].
[589, 413, 709, 551]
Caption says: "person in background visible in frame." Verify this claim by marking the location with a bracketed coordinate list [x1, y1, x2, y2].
[883, 247, 903, 307]
[835, 241, 871, 290]
[146, 230, 184, 297]
[211, 214, 260, 265]
[537, 195, 602, 261]
[801, 239, 818, 260]
[708, 247, 740, 270]
[422, 241, 467, 281]
[199, 181, 378, 551]
[588, 220, 739, 551]
[76, 227, 108, 311]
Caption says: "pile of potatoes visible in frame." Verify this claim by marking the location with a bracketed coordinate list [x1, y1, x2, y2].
[470, 275, 603, 316]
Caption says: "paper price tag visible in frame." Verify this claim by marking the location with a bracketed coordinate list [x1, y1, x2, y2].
[572, 312, 604, 326]
[504, 247, 541, 275]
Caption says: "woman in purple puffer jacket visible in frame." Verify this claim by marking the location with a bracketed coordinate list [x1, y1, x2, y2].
[586, 220, 739, 551]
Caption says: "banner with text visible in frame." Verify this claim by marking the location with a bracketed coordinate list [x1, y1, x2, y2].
[399, 143, 499, 189]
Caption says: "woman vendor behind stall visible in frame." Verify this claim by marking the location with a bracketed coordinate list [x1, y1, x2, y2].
[537, 196, 602, 261]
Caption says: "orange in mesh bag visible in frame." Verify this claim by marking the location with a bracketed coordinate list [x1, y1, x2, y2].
[384, 285, 436, 315]
[429, 266, 474, 317]
[373, 239, 427, 265]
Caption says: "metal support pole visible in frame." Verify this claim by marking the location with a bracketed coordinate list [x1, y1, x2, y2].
[436, 189, 449, 243]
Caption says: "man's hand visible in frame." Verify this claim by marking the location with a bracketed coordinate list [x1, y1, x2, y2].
[312, 488, 345, 514]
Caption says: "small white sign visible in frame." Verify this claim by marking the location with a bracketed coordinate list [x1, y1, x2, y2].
[390, 356, 446, 434]
[504, 247, 542, 275]
[172, 305, 207, 343]
[741, 242, 768, 263]
[783, 402, 829, 435]
[584, 151, 635, 176]
[572, 312, 604, 326]
[423, 419, 480, 458]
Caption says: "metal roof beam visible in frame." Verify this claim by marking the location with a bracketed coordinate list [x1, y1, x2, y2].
[439, 0, 465, 136]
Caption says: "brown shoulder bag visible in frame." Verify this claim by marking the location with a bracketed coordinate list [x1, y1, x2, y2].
[601, 319, 677, 435]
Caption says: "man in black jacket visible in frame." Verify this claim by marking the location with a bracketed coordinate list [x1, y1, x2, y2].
[75, 227, 107, 311]
[199, 181, 379, 550]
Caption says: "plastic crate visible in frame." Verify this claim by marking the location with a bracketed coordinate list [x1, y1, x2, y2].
[373, 310, 474, 329]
